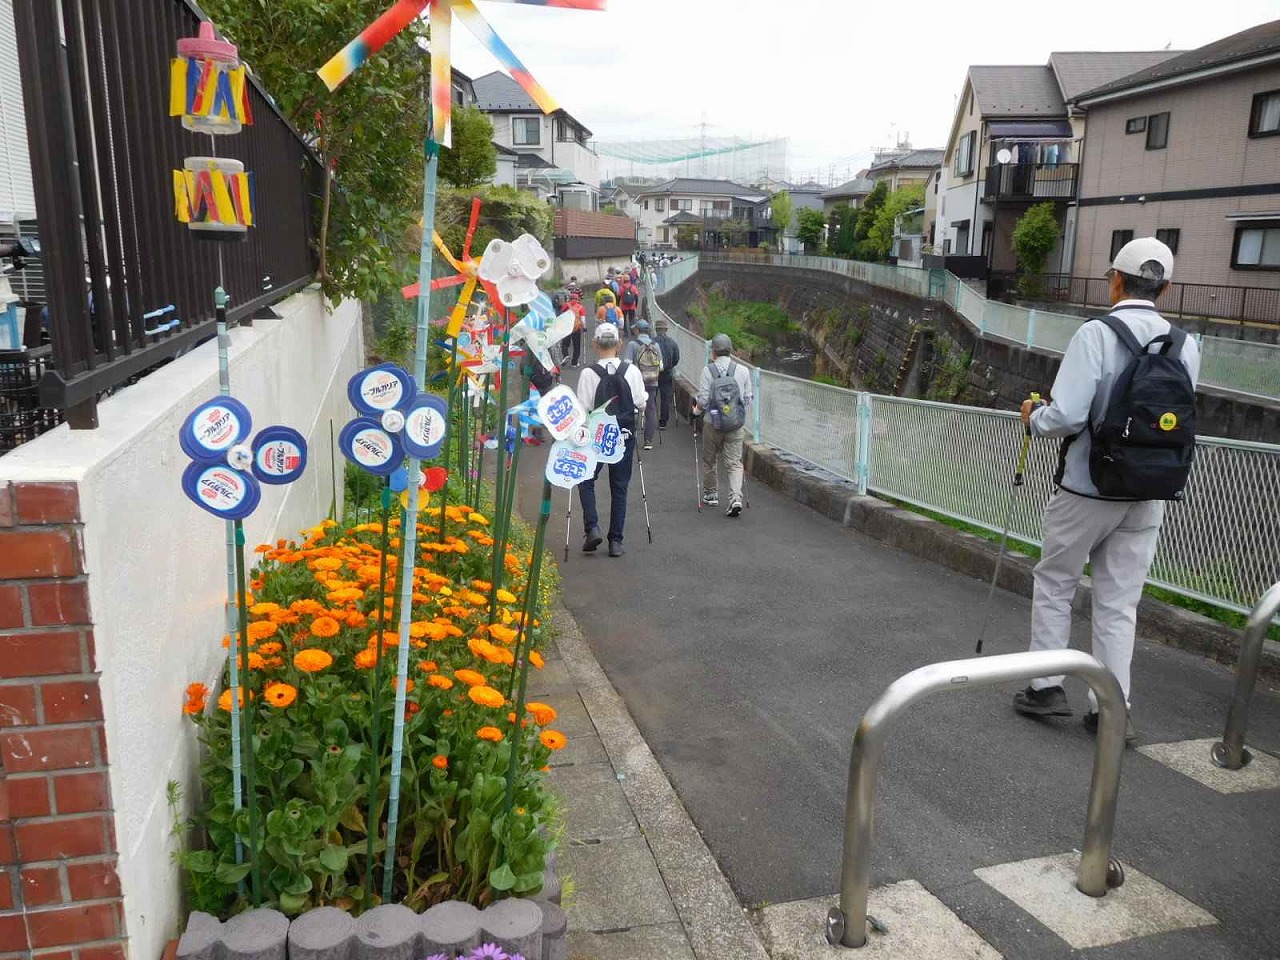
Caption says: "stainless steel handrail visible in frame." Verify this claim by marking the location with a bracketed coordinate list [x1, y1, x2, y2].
[827, 650, 1127, 949]
[1211, 581, 1280, 770]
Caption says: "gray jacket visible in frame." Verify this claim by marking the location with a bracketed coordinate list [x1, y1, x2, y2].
[1030, 299, 1200, 499]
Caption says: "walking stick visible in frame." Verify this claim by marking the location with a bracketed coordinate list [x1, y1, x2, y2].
[563, 488, 574, 563]
[975, 392, 1041, 655]
[693, 410, 704, 512]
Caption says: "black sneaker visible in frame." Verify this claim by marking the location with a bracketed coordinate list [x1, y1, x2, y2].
[1013, 685, 1073, 717]
[702, 492, 719, 507]
[608, 541, 625, 558]
[583, 527, 603, 552]
[1083, 710, 1137, 744]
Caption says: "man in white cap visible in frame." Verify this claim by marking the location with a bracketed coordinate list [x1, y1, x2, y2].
[1012, 237, 1200, 743]
[576, 322, 648, 558]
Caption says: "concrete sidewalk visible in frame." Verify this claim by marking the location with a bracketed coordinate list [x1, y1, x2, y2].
[540, 602, 769, 960]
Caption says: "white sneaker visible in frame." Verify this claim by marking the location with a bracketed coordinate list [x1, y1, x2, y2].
[726, 499, 743, 517]
[702, 492, 719, 506]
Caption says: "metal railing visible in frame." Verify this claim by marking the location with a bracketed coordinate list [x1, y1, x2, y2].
[828, 650, 1126, 948]
[13, 0, 322, 429]
[1211, 581, 1280, 770]
[701, 252, 1278, 403]
[989, 271, 1280, 327]
[647, 267, 1280, 619]
[983, 162, 1079, 201]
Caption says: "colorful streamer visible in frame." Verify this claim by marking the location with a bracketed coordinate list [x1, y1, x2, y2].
[169, 56, 253, 128]
[317, 0, 429, 92]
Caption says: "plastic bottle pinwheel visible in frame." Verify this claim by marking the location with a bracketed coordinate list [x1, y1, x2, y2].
[317, 0, 606, 148]
[477, 234, 554, 308]
[534, 385, 627, 489]
[337, 363, 450, 476]
[401, 197, 488, 338]
[509, 293, 576, 373]
[178, 397, 308, 520]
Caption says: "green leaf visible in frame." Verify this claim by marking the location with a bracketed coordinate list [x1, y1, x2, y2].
[488, 863, 516, 892]
[214, 861, 252, 885]
[279, 891, 309, 914]
[338, 804, 366, 834]
[319, 845, 348, 874]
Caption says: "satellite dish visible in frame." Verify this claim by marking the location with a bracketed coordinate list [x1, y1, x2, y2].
[996, 148, 1013, 165]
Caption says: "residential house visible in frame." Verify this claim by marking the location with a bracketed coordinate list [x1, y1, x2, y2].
[633, 178, 771, 249]
[473, 71, 600, 209]
[601, 182, 641, 218]
[865, 148, 944, 192]
[770, 184, 826, 254]
[1069, 21, 1280, 298]
[936, 50, 1179, 272]
[820, 174, 874, 217]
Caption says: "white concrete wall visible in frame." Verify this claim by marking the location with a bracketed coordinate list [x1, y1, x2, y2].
[558, 256, 634, 286]
[0, 289, 362, 960]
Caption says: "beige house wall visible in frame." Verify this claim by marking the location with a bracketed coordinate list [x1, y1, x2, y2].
[1074, 64, 1280, 287]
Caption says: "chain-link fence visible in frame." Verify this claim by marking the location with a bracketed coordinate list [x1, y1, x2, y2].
[647, 268, 1280, 617]
[701, 251, 1278, 403]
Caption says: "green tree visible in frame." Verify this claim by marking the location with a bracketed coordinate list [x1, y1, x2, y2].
[770, 191, 794, 250]
[829, 203, 859, 258]
[851, 181, 888, 260]
[200, 0, 430, 300]
[795, 208, 827, 252]
[1012, 202, 1061, 296]
[439, 105, 497, 190]
[676, 225, 702, 249]
[866, 184, 925, 261]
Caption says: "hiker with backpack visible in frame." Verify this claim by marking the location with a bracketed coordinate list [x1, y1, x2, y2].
[576, 322, 648, 558]
[595, 284, 617, 310]
[564, 291, 586, 367]
[619, 279, 641, 332]
[597, 296, 624, 337]
[654, 316, 680, 431]
[623, 320, 663, 450]
[1012, 237, 1199, 744]
[692, 333, 753, 518]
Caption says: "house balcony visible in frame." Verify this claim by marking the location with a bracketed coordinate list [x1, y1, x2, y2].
[982, 162, 1078, 202]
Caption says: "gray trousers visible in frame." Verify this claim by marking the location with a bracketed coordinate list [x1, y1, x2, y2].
[1029, 491, 1164, 710]
[701, 427, 745, 502]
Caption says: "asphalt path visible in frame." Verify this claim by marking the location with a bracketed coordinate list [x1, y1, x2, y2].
[513, 366, 1280, 960]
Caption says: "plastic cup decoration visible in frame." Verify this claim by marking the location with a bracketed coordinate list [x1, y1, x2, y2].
[509, 292, 576, 373]
[171, 21, 253, 135]
[173, 157, 255, 241]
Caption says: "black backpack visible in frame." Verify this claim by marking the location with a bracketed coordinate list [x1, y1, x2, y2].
[1062, 313, 1197, 501]
[592, 361, 636, 431]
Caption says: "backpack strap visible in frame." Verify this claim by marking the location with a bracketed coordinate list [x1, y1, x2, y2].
[1097, 313, 1144, 358]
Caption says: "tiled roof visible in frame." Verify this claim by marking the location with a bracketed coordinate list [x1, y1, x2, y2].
[1048, 51, 1185, 102]
[867, 149, 945, 172]
[820, 176, 874, 200]
[969, 65, 1065, 117]
[472, 71, 592, 135]
[636, 178, 764, 199]
[1074, 20, 1280, 102]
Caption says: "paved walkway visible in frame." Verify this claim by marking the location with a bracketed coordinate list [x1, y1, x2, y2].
[520, 367, 1280, 960]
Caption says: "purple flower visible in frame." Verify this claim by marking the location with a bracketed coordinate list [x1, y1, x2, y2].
[423, 955, 448, 960]
[468, 946, 509, 960]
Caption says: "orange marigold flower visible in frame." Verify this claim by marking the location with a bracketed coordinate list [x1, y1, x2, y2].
[291, 599, 324, 615]
[354, 649, 377, 670]
[487, 624, 519, 645]
[477, 726, 504, 743]
[471, 579, 493, 591]
[294, 649, 334, 673]
[217, 687, 248, 712]
[427, 674, 454, 690]
[417, 660, 439, 673]
[268, 609, 300, 625]
[496, 589, 517, 604]
[246, 652, 267, 671]
[529, 651, 546, 670]
[346, 610, 368, 629]
[431, 754, 448, 769]
[313, 557, 344, 571]
[468, 685, 505, 709]
[263, 682, 298, 709]
[254, 544, 272, 554]
[249, 601, 280, 615]
[247, 620, 278, 642]
[257, 642, 283, 656]
[327, 587, 364, 604]
[183, 683, 209, 715]
[526, 702, 557, 726]
[539, 730, 567, 751]
[443, 605, 470, 618]
[468, 512, 489, 525]
[454, 669, 486, 687]
[309, 616, 341, 638]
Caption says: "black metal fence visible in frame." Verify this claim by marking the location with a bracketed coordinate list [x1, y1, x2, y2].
[989, 272, 1280, 326]
[11, 0, 322, 431]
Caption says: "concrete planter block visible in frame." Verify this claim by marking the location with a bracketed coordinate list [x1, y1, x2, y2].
[537, 902, 567, 960]
[355, 905, 421, 960]
[420, 901, 482, 954]
[222, 910, 289, 960]
[532, 867, 562, 905]
[176, 912, 224, 960]
[479, 899, 544, 960]
[288, 907, 356, 960]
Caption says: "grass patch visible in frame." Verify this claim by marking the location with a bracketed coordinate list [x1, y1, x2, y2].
[688, 291, 799, 360]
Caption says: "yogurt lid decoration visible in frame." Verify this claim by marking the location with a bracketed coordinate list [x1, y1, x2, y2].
[348, 363, 416, 417]
[179, 396, 253, 461]
[338, 417, 405, 477]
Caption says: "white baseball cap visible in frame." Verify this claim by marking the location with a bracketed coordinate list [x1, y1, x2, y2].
[594, 322, 620, 344]
[1111, 237, 1174, 282]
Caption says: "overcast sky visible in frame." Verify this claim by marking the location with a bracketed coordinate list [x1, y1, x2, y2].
[447, 0, 1278, 183]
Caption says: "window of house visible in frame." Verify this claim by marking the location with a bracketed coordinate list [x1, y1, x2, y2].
[713, 200, 731, 212]
[954, 219, 970, 254]
[672, 198, 693, 211]
[1145, 112, 1169, 150]
[954, 131, 976, 177]
[654, 199, 665, 212]
[1249, 90, 1280, 137]
[1155, 228, 1180, 255]
[1110, 229, 1134, 261]
[643, 200, 649, 210]
[1232, 223, 1280, 269]
[513, 117, 541, 145]
[1125, 117, 1147, 134]
[659, 228, 668, 243]
[943, 238, 952, 254]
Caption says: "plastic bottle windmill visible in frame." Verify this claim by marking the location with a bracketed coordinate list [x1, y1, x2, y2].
[317, 0, 607, 149]
[402, 197, 490, 338]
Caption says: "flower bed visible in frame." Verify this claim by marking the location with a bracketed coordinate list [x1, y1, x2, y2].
[179, 501, 563, 917]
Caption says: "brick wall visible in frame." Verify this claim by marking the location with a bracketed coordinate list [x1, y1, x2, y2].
[0, 482, 126, 960]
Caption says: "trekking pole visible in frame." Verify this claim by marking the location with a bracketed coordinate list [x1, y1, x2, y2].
[693, 410, 703, 513]
[563, 489, 573, 563]
[633, 422, 653, 544]
[975, 392, 1040, 655]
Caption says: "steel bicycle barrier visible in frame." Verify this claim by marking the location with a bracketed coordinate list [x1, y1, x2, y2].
[1210, 580, 1280, 771]
[825, 650, 1127, 949]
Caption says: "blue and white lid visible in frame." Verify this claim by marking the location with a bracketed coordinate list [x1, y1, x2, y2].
[347, 363, 415, 416]
[251, 426, 308, 485]
[179, 396, 253, 461]
[181, 460, 262, 521]
[401, 393, 449, 460]
[338, 417, 404, 476]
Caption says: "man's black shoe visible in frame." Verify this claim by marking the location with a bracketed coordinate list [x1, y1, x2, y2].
[1083, 710, 1137, 744]
[583, 527, 603, 552]
[608, 541, 624, 558]
[1013, 685, 1072, 717]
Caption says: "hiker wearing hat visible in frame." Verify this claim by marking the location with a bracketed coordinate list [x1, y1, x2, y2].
[653, 316, 680, 431]
[1012, 237, 1200, 743]
[693, 333, 753, 517]
[623, 320, 662, 449]
[576, 321, 648, 557]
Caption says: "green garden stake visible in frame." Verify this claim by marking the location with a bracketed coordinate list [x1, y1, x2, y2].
[232, 521, 262, 905]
